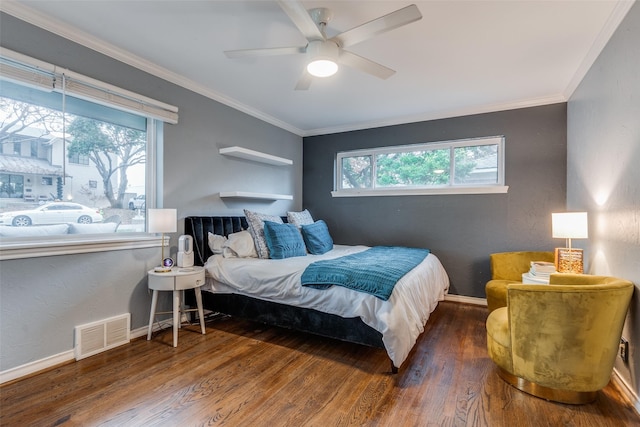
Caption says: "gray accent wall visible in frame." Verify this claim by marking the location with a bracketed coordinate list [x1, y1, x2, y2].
[567, 2, 640, 400]
[303, 104, 567, 298]
[0, 14, 302, 373]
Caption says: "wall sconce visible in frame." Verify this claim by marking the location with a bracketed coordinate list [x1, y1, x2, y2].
[148, 208, 177, 272]
[552, 212, 588, 274]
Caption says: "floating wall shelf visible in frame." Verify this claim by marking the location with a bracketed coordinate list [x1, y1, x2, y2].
[219, 146, 292, 166]
[219, 191, 293, 201]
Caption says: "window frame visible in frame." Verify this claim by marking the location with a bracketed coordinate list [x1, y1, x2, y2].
[333, 136, 508, 197]
[0, 49, 176, 260]
[0, 119, 164, 260]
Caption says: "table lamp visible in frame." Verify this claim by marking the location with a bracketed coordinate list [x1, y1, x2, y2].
[552, 212, 588, 274]
[148, 208, 177, 273]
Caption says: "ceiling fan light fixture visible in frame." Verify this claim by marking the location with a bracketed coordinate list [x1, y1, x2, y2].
[306, 40, 339, 78]
[307, 59, 338, 77]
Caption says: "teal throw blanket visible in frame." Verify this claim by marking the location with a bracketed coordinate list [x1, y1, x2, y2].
[301, 246, 430, 300]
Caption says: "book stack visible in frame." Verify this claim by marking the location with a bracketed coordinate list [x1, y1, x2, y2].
[529, 261, 556, 278]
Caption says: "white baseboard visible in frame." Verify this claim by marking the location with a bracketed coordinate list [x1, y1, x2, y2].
[0, 323, 165, 385]
[0, 350, 74, 385]
[612, 369, 640, 416]
[444, 294, 487, 306]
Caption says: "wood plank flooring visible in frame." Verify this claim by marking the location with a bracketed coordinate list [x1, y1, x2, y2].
[1, 301, 638, 426]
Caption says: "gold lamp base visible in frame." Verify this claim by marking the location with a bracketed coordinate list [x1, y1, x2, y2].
[554, 248, 584, 274]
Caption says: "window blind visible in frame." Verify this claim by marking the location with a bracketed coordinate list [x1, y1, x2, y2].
[0, 47, 178, 124]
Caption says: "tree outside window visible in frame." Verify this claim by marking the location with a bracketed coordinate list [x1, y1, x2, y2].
[0, 95, 148, 231]
[336, 137, 505, 196]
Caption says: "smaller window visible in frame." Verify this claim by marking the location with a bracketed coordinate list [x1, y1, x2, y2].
[13, 142, 21, 155]
[88, 180, 97, 189]
[41, 177, 53, 185]
[0, 173, 23, 198]
[334, 136, 507, 197]
[69, 152, 90, 165]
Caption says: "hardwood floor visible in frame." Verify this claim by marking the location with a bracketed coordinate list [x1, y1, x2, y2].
[1, 301, 638, 426]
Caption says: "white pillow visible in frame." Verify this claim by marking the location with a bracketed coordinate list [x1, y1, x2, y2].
[222, 230, 258, 258]
[287, 209, 314, 228]
[207, 232, 227, 254]
[244, 209, 283, 259]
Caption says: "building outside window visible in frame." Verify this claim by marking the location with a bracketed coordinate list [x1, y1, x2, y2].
[0, 48, 178, 242]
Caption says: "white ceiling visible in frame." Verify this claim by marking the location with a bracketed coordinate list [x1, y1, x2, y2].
[1, 1, 634, 136]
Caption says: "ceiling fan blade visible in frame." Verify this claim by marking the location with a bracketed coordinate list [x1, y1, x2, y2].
[294, 70, 313, 91]
[339, 50, 395, 80]
[332, 4, 422, 48]
[277, 0, 324, 41]
[224, 46, 305, 59]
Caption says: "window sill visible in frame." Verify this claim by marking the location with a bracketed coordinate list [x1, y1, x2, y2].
[0, 234, 166, 260]
[331, 186, 509, 197]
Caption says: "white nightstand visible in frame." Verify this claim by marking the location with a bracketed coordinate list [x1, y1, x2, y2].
[147, 266, 206, 347]
[522, 272, 550, 285]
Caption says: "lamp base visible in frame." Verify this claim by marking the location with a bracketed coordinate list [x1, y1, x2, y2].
[554, 248, 584, 274]
[154, 266, 173, 273]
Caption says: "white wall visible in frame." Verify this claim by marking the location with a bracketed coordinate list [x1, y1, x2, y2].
[567, 2, 640, 402]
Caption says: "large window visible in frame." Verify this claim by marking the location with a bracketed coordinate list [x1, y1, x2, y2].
[334, 136, 507, 197]
[0, 48, 178, 251]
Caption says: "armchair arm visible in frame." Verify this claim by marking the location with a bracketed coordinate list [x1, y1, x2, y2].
[549, 273, 620, 286]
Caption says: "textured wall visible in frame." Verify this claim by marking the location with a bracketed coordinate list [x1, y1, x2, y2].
[567, 2, 640, 401]
[303, 104, 567, 298]
[0, 13, 301, 372]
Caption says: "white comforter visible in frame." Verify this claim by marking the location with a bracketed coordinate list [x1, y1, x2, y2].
[203, 245, 450, 367]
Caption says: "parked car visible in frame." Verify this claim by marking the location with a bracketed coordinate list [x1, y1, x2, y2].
[0, 202, 103, 227]
[128, 194, 145, 210]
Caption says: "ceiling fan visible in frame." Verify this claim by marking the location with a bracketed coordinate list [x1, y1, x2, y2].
[224, 1, 422, 90]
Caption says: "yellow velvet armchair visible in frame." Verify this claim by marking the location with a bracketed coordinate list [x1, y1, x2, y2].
[486, 274, 634, 404]
[485, 251, 555, 313]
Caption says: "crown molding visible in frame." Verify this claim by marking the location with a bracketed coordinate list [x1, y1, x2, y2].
[302, 94, 567, 137]
[0, 1, 305, 136]
[563, 0, 636, 99]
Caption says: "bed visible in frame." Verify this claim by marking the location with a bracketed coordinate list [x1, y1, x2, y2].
[184, 215, 449, 372]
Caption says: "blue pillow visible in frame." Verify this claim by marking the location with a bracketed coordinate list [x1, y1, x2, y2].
[263, 221, 307, 259]
[301, 220, 333, 255]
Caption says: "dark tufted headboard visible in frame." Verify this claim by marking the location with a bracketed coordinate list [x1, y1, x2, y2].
[185, 216, 248, 266]
[184, 215, 286, 266]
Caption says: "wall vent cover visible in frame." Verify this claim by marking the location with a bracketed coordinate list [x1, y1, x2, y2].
[74, 313, 130, 360]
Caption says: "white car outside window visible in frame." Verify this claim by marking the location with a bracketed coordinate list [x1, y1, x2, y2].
[0, 202, 103, 226]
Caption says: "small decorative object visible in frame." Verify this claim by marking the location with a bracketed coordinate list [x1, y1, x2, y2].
[148, 208, 177, 273]
[552, 212, 588, 274]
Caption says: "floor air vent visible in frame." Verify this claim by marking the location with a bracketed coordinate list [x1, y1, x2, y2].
[74, 313, 130, 360]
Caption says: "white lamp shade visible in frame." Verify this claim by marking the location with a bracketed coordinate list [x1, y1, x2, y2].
[148, 208, 177, 233]
[552, 212, 588, 239]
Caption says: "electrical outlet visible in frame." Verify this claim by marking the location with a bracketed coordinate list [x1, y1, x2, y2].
[620, 337, 629, 363]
